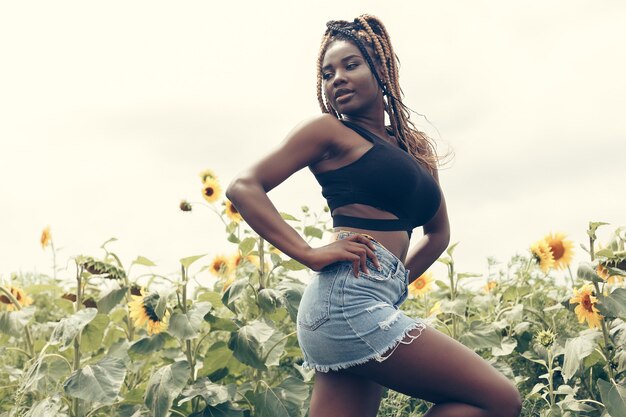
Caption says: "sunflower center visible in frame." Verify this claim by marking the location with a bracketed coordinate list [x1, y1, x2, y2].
[582, 294, 594, 312]
[230, 205, 239, 214]
[0, 295, 10, 304]
[550, 241, 565, 260]
[205, 187, 214, 197]
[414, 279, 426, 289]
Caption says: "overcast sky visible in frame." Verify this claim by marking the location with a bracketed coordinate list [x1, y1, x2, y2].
[1, 1, 624, 289]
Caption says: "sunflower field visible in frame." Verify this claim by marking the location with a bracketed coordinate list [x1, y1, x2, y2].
[1, 169, 625, 417]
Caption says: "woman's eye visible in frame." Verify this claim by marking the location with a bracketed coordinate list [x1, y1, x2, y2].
[346, 63, 358, 70]
[322, 72, 333, 80]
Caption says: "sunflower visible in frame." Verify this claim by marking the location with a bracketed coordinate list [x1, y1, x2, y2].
[569, 284, 603, 329]
[543, 232, 574, 270]
[201, 177, 222, 204]
[0, 286, 34, 311]
[40, 226, 52, 249]
[408, 272, 434, 298]
[128, 290, 169, 335]
[597, 263, 625, 285]
[534, 328, 557, 347]
[209, 254, 232, 277]
[199, 168, 218, 183]
[530, 239, 555, 273]
[230, 252, 265, 269]
[224, 199, 243, 223]
[483, 280, 497, 293]
[428, 300, 442, 317]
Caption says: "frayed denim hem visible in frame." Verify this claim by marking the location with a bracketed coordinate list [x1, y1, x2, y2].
[301, 321, 427, 373]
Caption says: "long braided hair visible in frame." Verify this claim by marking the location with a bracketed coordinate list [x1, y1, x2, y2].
[317, 14, 442, 174]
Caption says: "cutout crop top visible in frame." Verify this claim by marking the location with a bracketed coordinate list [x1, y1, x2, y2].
[312, 120, 442, 240]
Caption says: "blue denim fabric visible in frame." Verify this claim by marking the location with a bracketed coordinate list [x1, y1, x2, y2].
[297, 230, 428, 372]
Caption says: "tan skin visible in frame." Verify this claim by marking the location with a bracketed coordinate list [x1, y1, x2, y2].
[227, 39, 522, 417]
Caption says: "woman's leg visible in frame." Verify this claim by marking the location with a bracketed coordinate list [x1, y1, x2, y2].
[309, 370, 384, 417]
[345, 326, 523, 417]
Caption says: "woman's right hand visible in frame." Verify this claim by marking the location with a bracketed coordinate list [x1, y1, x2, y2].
[305, 234, 381, 277]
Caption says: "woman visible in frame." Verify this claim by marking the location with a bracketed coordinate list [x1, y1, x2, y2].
[226, 15, 522, 417]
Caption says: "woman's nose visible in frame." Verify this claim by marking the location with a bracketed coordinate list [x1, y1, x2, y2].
[332, 69, 347, 86]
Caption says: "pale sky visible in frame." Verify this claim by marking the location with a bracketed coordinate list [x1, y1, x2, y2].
[1, 1, 624, 289]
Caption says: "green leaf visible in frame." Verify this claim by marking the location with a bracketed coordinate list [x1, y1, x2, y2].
[227, 233, 240, 244]
[597, 288, 626, 319]
[252, 376, 308, 417]
[23, 396, 69, 417]
[203, 341, 234, 375]
[180, 254, 207, 269]
[562, 330, 602, 382]
[239, 237, 257, 256]
[257, 289, 282, 313]
[276, 281, 305, 323]
[190, 402, 245, 417]
[577, 262, 603, 283]
[587, 221, 609, 239]
[281, 259, 307, 271]
[597, 378, 626, 417]
[304, 226, 323, 239]
[63, 356, 127, 404]
[279, 212, 299, 221]
[492, 337, 517, 357]
[445, 242, 460, 257]
[129, 333, 171, 355]
[0, 306, 34, 337]
[97, 287, 128, 314]
[168, 302, 212, 340]
[81, 314, 110, 353]
[50, 308, 98, 351]
[439, 298, 467, 318]
[205, 313, 239, 332]
[459, 320, 502, 349]
[132, 256, 157, 267]
[144, 361, 190, 417]
[178, 378, 237, 406]
[221, 278, 249, 314]
[228, 320, 285, 370]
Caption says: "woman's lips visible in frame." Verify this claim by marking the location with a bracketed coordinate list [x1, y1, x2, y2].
[335, 92, 354, 103]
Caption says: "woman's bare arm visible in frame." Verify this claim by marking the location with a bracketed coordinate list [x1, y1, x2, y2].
[226, 115, 380, 272]
[404, 168, 451, 282]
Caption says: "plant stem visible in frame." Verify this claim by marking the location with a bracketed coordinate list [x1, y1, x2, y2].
[73, 264, 83, 417]
[589, 235, 615, 380]
[258, 237, 266, 290]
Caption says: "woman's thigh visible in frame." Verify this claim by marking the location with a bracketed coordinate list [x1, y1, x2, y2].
[309, 370, 384, 417]
[344, 325, 522, 412]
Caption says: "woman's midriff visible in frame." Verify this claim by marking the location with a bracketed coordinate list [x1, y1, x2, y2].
[329, 227, 409, 263]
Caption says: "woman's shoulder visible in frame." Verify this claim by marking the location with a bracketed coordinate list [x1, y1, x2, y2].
[293, 113, 344, 134]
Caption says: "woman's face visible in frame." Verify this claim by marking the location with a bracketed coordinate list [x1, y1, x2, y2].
[321, 40, 383, 116]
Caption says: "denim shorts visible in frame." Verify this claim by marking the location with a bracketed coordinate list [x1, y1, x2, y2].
[297, 230, 428, 372]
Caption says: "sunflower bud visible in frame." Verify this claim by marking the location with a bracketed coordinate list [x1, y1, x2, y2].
[534, 329, 557, 347]
[179, 200, 192, 212]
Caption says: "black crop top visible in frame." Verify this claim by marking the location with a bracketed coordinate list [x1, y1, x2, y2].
[312, 120, 442, 240]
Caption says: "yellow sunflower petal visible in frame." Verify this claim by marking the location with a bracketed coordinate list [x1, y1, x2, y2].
[210, 255, 232, 277]
[530, 239, 555, 273]
[199, 168, 218, 183]
[1, 286, 34, 311]
[543, 232, 575, 270]
[409, 272, 434, 298]
[570, 284, 603, 329]
[224, 199, 243, 223]
[201, 177, 222, 204]
[41, 226, 52, 249]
